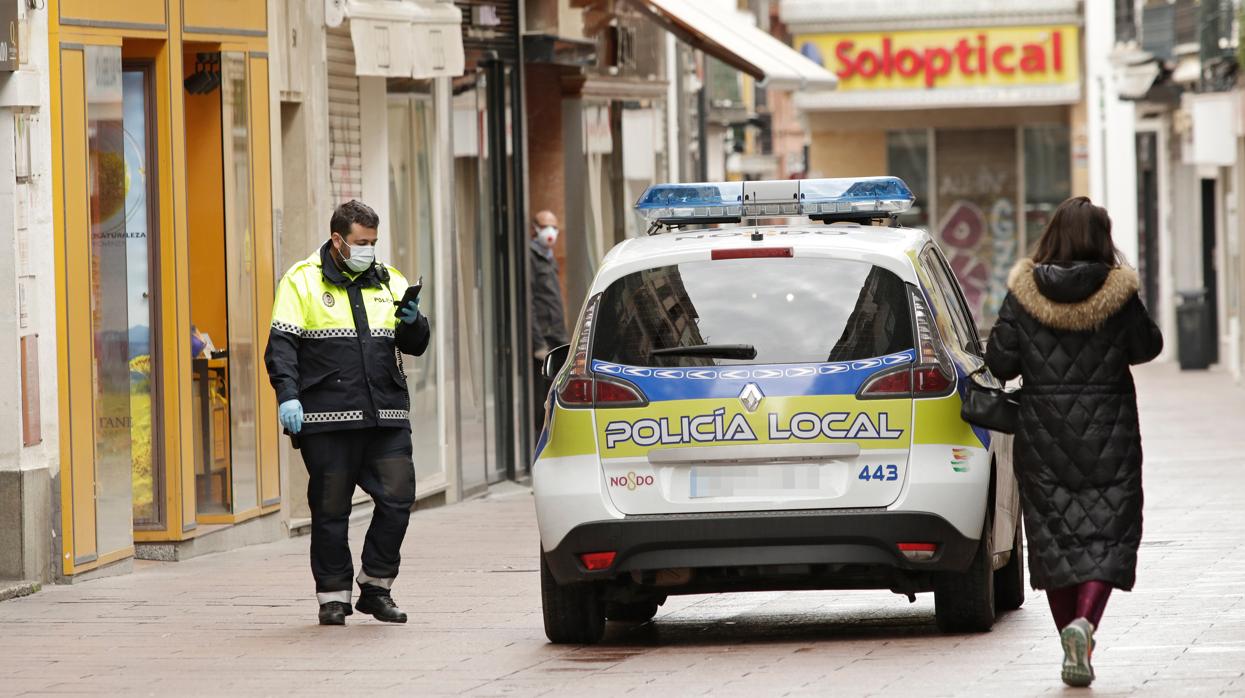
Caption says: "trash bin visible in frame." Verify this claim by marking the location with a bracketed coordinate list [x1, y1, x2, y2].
[1176, 289, 1211, 370]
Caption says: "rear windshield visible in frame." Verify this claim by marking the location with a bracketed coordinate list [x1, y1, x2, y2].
[591, 257, 914, 367]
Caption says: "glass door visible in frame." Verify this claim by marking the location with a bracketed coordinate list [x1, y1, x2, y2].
[121, 61, 163, 529]
[85, 45, 134, 555]
[220, 52, 259, 514]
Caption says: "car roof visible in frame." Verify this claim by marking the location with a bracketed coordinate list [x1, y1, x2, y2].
[591, 222, 932, 294]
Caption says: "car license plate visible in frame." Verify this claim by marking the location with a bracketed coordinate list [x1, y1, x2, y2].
[689, 464, 830, 498]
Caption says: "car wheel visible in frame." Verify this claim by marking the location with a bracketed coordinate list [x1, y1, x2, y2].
[994, 522, 1025, 612]
[933, 511, 996, 633]
[540, 549, 606, 644]
[605, 598, 662, 623]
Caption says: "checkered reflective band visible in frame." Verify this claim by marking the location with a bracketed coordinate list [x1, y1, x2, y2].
[271, 320, 302, 335]
[303, 410, 365, 423]
[371, 328, 395, 338]
[301, 328, 358, 339]
[377, 409, 409, 421]
[269, 321, 360, 340]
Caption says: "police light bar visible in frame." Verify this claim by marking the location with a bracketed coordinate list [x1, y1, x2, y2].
[634, 176, 914, 225]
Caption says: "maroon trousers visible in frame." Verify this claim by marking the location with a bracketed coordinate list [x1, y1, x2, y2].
[1046, 580, 1114, 630]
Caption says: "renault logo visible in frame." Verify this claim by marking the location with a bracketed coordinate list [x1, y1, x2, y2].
[738, 383, 764, 413]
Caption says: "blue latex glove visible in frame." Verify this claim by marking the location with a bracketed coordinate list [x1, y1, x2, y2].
[279, 399, 303, 434]
[397, 297, 421, 325]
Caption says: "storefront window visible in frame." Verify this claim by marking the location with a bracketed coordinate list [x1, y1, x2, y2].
[1023, 124, 1072, 253]
[452, 80, 500, 492]
[886, 129, 930, 230]
[122, 63, 161, 527]
[934, 128, 1018, 325]
[221, 52, 259, 514]
[387, 90, 443, 487]
[85, 45, 137, 554]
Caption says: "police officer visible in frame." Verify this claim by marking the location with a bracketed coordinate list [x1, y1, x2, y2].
[265, 200, 430, 626]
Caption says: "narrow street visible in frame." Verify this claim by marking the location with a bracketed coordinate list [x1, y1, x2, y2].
[2, 363, 1243, 697]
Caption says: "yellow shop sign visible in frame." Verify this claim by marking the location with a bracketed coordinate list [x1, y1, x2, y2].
[794, 25, 1080, 91]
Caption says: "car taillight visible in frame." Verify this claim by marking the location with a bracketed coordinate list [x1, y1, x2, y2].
[594, 377, 646, 405]
[555, 295, 600, 409]
[858, 367, 911, 398]
[558, 377, 646, 407]
[909, 288, 955, 397]
[913, 366, 953, 395]
[558, 377, 594, 405]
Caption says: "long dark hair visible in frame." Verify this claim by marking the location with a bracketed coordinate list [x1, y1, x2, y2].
[1032, 196, 1117, 265]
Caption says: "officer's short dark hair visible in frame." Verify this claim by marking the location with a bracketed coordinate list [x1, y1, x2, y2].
[330, 200, 380, 237]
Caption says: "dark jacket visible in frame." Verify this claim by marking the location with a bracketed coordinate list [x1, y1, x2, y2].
[265, 242, 431, 435]
[986, 259, 1162, 590]
[530, 239, 569, 355]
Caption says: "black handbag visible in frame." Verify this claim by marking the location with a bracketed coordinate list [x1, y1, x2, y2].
[960, 366, 1020, 434]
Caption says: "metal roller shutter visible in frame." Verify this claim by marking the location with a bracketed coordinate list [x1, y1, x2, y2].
[327, 23, 363, 203]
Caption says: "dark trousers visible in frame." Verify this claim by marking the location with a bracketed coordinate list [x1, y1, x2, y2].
[300, 428, 416, 597]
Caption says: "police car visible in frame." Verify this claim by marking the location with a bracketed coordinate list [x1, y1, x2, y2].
[533, 177, 1022, 644]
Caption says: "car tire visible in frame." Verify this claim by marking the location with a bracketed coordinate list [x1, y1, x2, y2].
[605, 599, 661, 623]
[540, 549, 606, 644]
[994, 522, 1026, 612]
[933, 511, 996, 633]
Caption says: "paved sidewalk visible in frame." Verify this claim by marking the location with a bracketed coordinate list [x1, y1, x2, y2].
[1, 363, 1243, 696]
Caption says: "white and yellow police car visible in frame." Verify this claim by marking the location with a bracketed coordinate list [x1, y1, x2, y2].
[534, 177, 1022, 643]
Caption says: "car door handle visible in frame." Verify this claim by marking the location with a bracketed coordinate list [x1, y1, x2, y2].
[648, 442, 862, 466]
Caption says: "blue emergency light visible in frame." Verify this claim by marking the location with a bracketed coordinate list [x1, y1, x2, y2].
[634, 176, 914, 226]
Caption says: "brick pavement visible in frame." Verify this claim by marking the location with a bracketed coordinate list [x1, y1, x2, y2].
[1, 362, 1243, 696]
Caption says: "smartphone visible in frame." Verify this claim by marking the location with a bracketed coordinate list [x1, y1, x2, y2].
[394, 275, 423, 308]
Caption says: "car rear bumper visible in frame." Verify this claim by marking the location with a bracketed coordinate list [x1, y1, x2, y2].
[543, 508, 978, 586]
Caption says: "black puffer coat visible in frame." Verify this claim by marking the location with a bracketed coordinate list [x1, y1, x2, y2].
[986, 259, 1163, 591]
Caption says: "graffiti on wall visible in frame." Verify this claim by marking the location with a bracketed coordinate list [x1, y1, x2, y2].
[936, 197, 1016, 324]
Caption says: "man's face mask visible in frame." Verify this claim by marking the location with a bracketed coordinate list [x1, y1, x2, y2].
[538, 226, 558, 249]
[336, 235, 376, 272]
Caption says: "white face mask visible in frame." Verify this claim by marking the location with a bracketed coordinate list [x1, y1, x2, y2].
[337, 236, 376, 272]
[538, 226, 558, 249]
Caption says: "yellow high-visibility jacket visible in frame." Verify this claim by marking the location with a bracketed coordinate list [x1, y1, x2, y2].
[264, 242, 430, 434]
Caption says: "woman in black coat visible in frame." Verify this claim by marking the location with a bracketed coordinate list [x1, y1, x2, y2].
[985, 196, 1162, 687]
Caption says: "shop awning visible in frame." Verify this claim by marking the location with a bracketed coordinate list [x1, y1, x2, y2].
[347, 0, 466, 79]
[626, 0, 837, 91]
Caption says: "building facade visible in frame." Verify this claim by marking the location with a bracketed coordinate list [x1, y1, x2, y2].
[39, 0, 280, 579]
[782, 0, 1086, 327]
[1108, 0, 1242, 378]
[0, 0, 58, 585]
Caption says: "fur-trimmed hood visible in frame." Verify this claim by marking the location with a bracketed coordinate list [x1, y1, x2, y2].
[1007, 258, 1139, 331]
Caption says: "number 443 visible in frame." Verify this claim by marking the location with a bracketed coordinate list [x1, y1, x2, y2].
[858, 464, 899, 482]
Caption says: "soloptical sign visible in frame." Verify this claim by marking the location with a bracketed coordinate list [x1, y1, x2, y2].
[794, 25, 1080, 92]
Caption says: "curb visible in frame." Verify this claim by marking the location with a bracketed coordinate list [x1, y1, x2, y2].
[0, 580, 41, 603]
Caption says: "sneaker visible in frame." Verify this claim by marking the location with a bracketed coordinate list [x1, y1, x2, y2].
[1060, 617, 1095, 687]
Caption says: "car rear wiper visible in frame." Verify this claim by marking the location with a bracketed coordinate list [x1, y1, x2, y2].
[649, 344, 757, 360]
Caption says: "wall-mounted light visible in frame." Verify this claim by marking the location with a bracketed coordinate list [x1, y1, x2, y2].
[184, 52, 221, 95]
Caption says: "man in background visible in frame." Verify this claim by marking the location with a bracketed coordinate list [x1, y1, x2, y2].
[529, 210, 569, 432]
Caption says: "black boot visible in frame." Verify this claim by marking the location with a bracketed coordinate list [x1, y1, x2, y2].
[318, 601, 353, 626]
[355, 587, 407, 623]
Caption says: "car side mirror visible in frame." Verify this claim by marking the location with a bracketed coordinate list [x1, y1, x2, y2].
[543, 344, 570, 380]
